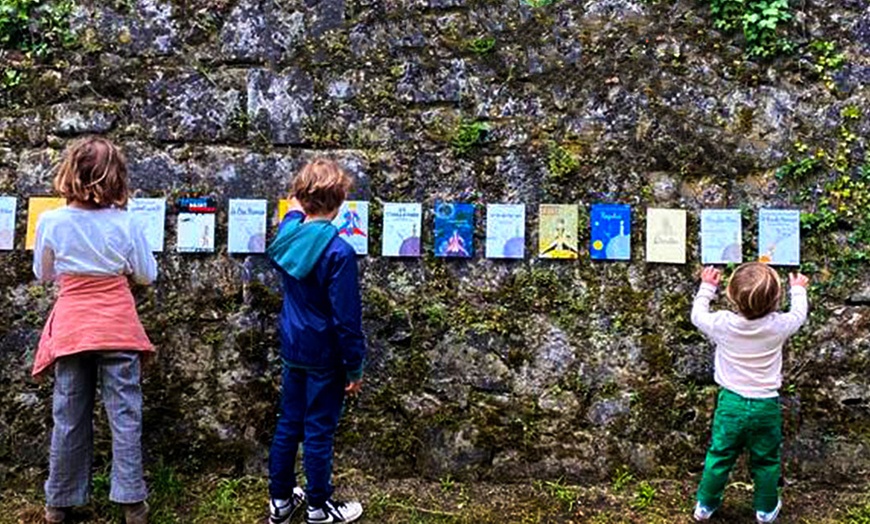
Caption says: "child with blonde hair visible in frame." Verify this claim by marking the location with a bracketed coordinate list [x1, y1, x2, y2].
[267, 158, 366, 524]
[691, 262, 808, 523]
[33, 137, 156, 524]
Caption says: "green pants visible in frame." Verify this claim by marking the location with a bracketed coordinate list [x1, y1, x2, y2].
[696, 388, 782, 513]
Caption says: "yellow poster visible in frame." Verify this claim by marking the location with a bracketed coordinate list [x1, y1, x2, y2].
[645, 208, 687, 264]
[277, 199, 290, 222]
[26, 197, 65, 250]
[538, 204, 579, 259]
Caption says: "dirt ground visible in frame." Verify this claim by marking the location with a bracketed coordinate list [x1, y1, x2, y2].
[3, 465, 869, 524]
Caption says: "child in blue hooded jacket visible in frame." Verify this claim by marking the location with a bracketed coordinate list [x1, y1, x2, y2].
[266, 158, 366, 524]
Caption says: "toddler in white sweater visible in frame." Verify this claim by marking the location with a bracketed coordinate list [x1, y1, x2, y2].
[691, 263, 808, 523]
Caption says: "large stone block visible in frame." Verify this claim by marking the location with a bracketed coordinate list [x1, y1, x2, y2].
[72, 0, 180, 57]
[396, 59, 467, 104]
[220, 0, 306, 63]
[247, 69, 314, 145]
[141, 70, 244, 143]
[50, 103, 119, 136]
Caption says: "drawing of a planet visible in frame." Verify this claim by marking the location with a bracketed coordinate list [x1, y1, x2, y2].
[502, 237, 524, 258]
[721, 243, 741, 262]
[399, 237, 421, 256]
[0, 229, 12, 248]
[248, 233, 266, 253]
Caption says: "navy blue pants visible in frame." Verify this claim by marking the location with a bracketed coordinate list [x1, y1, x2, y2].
[269, 365, 345, 507]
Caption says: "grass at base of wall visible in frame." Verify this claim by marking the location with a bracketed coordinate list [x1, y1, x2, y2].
[3, 467, 870, 524]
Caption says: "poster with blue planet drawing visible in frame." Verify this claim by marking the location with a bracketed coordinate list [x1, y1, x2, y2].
[485, 204, 525, 259]
[700, 209, 742, 264]
[590, 204, 631, 261]
[382, 202, 422, 257]
[758, 208, 800, 266]
[434, 202, 474, 258]
[228, 199, 267, 254]
[333, 201, 369, 255]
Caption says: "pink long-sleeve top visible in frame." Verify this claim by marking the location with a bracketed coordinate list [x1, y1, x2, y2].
[691, 282, 808, 398]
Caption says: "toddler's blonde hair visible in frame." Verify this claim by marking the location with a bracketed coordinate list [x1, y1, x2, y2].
[726, 262, 782, 320]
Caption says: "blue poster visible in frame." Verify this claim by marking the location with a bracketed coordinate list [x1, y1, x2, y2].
[434, 201, 474, 258]
[590, 204, 631, 261]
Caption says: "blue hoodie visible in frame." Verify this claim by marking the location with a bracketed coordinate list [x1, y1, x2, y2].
[268, 210, 366, 381]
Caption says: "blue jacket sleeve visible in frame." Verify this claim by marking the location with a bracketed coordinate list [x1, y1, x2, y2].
[327, 249, 366, 382]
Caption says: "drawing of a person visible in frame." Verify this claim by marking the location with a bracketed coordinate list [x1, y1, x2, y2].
[541, 218, 577, 255]
[337, 207, 366, 237]
[200, 222, 211, 249]
[445, 230, 469, 256]
[605, 221, 631, 259]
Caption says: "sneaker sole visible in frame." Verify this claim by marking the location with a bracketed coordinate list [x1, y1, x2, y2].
[271, 506, 302, 524]
[757, 500, 782, 523]
[306, 511, 363, 524]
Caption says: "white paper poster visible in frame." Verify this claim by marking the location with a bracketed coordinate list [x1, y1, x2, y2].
[228, 199, 268, 254]
[0, 196, 16, 250]
[129, 198, 166, 252]
[646, 208, 687, 264]
[485, 204, 525, 259]
[758, 208, 800, 266]
[332, 201, 369, 255]
[177, 213, 216, 253]
[700, 209, 742, 265]
[382, 203, 422, 257]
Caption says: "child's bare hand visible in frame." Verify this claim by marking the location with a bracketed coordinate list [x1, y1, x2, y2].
[701, 266, 721, 287]
[345, 379, 363, 397]
[789, 272, 809, 288]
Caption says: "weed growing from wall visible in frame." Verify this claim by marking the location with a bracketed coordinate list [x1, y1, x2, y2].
[450, 120, 489, 155]
[467, 36, 496, 55]
[709, 0, 793, 57]
[0, 0, 76, 57]
[808, 40, 846, 91]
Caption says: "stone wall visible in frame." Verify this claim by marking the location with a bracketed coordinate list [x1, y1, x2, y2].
[2, 0, 870, 485]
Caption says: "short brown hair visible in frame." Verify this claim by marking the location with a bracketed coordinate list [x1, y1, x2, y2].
[727, 262, 782, 320]
[53, 136, 129, 208]
[291, 158, 352, 215]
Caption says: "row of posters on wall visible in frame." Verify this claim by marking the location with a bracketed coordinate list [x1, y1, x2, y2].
[0, 196, 801, 265]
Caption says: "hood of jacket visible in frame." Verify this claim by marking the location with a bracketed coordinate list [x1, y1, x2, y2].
[267, 215, 337, 279]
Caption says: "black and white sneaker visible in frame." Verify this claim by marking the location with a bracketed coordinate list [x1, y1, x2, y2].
[306, 499, 363, 523]
[270, 486, 306, 524]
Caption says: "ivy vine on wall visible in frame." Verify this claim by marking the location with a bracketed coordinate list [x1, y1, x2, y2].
[710, 0, 792, 57]
[0, 0, 76, 56]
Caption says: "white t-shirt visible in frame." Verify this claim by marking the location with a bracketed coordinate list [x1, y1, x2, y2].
[33, 206, 157, 285]
[691, 282, 808, 398]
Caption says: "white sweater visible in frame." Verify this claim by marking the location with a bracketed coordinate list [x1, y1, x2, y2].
[33, 207, 157, 285]
[691, 282, 808, 398]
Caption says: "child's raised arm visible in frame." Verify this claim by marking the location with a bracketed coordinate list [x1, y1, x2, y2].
[777, 273, 809, 336]
[691, 266, 724, 339]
